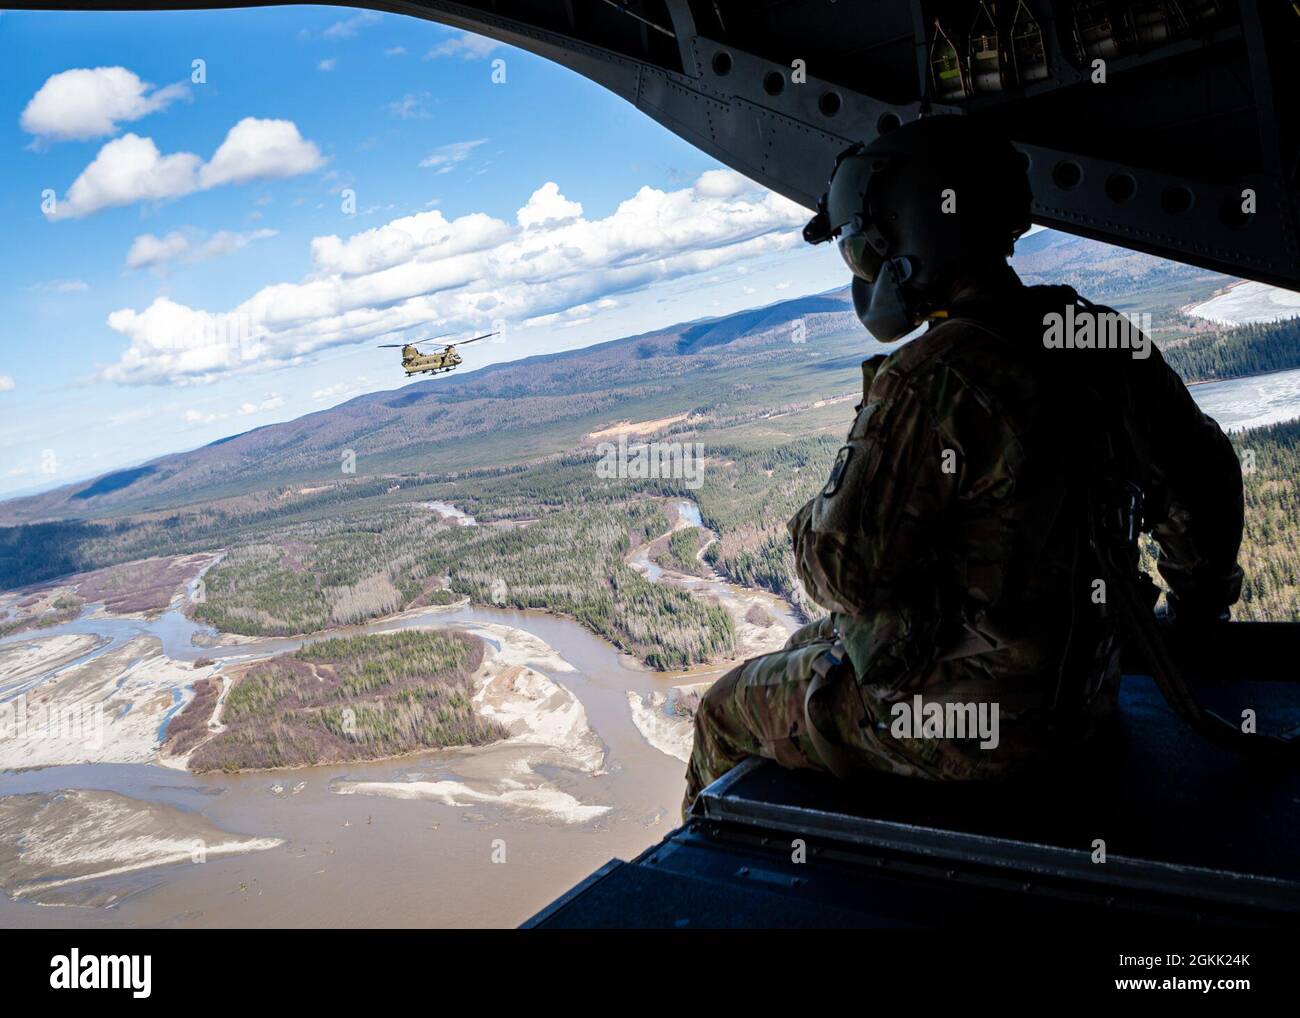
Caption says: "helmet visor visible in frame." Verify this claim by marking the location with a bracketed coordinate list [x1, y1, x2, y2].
[837, 227, 883, 283]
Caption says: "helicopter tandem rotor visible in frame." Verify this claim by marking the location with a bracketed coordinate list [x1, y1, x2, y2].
[376, 331, 500, 377]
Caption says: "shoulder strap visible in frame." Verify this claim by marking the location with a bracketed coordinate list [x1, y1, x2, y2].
[804, 641, 866, 780]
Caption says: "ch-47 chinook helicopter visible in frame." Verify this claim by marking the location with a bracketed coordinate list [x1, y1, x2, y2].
[377, 332, 498, 377]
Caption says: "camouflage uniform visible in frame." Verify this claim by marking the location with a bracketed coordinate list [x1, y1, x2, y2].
[684, 279, 1244, 816]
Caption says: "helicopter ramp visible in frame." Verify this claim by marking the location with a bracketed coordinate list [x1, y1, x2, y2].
[523, 674, 1300, 928]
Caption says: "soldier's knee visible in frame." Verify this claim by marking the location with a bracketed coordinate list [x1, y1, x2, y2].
[698, 664, 743, 719]
[692, 665, 751, 757]
[782, 614, 836, 651]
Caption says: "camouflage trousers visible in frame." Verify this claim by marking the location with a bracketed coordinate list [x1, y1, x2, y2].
[682, 615, 875, 820]
[681, 616, 1026, 820]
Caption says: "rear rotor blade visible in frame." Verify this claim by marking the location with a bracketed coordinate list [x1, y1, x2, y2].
[453, 331, 499, 347]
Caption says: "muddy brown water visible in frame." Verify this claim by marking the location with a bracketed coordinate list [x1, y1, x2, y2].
[0, 501, 800, 928]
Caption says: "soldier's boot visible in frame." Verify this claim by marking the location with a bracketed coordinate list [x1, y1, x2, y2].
[682, 636, 851, 820]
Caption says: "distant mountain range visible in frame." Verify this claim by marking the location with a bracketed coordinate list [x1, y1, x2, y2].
[0, 231, 1231, 526]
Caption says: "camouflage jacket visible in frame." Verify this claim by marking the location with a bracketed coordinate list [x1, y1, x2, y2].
[789, 281, 1244, 721]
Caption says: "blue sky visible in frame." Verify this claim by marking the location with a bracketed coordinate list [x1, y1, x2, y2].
[0, 5, 845, 499]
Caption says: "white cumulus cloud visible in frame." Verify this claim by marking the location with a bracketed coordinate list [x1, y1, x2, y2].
[100, 169, 807, 387]
[517, 182, 583, 229]
[126, 227, 278, 270]
[322, 11, 379, 38]
[46, 118, 323, 220]
[20, 66, 188, 145]
[54, 133, 201, 220]
[199, 118, 325, 189]
[424, 33, 500, 60]
[0, 376, 14, 392]
[185, 393, 282, 424]
[418, 138, 486, 174]
[694, 168, 753, 199]
[239, 394, 283, 415]
[312, 378, 370, 401]
[125, 231, 190, 269]
[28, 278, 89, 293]
[386, 93, 431, 120]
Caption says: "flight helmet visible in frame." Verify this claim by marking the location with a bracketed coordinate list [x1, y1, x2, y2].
[804, 115, 1032, 341]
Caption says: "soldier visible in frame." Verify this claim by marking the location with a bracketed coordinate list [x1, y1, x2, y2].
[683, 115, 1244, 816]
